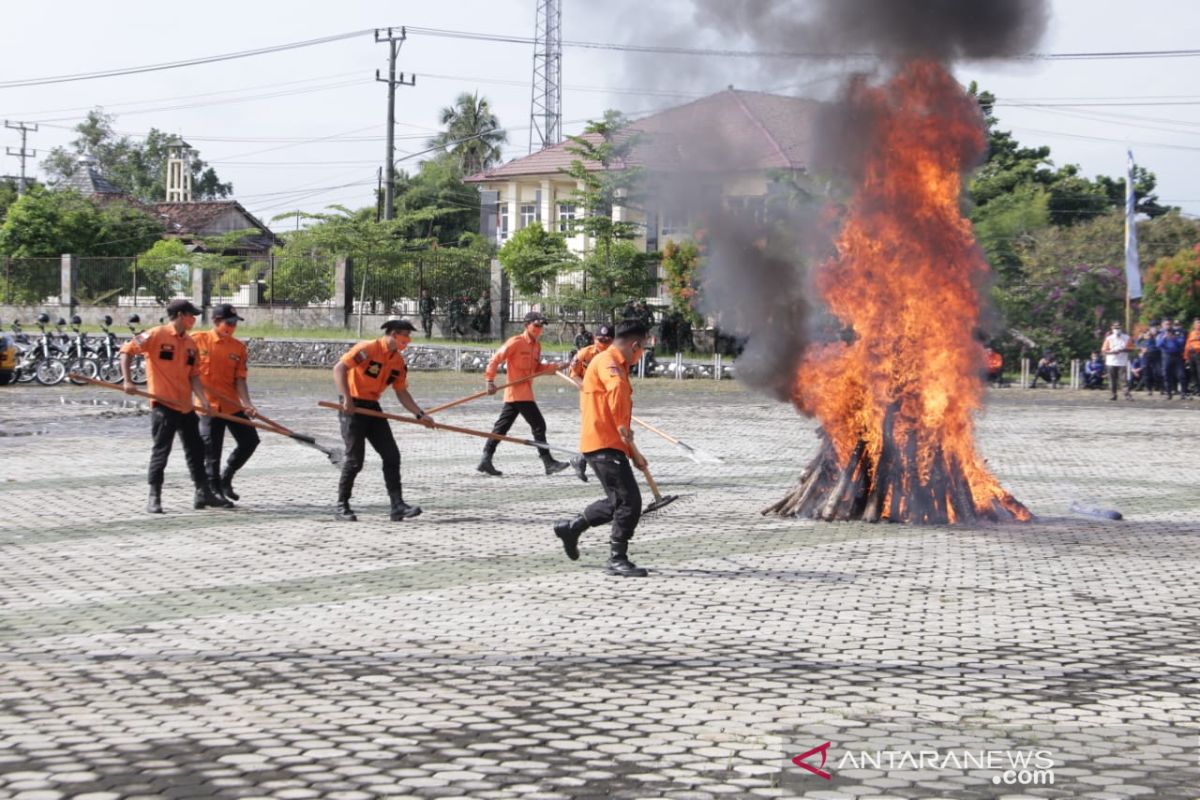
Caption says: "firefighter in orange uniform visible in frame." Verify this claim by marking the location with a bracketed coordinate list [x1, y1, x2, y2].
[192, 303, 259, 505]
[567, 323, 614, 387]
[120, 299, 231, 514]
[333, 318, 433, 522]
[553, 320, 650, 577]
[477, 310, 569, 476]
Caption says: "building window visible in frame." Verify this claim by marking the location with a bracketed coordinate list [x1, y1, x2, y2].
[520, 203, 537, 229]
[727, 196, 766, 225]
[558, 202, 576, 234]
[498, 204, 509, 241]
[661, 209, 688, 237]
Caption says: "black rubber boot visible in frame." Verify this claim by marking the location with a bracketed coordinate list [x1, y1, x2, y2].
[389, 492, 422, 521]
[220, 471, 240, 501]
[543, 456, 570, 475]
[606, 537, 648, 577]
[195, 484, 233, 509]
[553, 515, 589, 561]
[570, 456, 589, 483]
[209, 479, 235, 507]
[476, 455, 502, 476]
[147, 484, 163, 514]
[334, 500, 357, 522]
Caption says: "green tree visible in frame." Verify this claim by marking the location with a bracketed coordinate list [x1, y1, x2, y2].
[42, 110, 232, 202]
[426, 92, 507, 176]
[660, 239, 703, 325]
[497, 222, 575, 297]
[563, 110, 655, 318]
[135, 239, 192, 304]
[0, 178, 20, 225]
[1142, 244, 1200, 324]
[392, 155, 481, 243]
[0, 187, 161, 257]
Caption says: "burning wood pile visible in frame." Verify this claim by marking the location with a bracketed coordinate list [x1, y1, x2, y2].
[764, 61, 1030, 525]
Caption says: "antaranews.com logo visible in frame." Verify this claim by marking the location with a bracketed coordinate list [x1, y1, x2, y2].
[791, 741, 1055, 787]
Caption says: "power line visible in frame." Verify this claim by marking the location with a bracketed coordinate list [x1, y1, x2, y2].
[0, 30, 372, 89]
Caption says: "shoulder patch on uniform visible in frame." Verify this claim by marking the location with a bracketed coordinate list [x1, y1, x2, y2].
[134, 332, 149, 346]
[607, 364, 622, 377]
[353, 349, 370, 364]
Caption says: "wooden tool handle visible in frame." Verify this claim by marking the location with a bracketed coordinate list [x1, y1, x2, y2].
[426, 370, 550, 414]
[628, 441, 663, 500]
[318, 400, 538, 448]
[74, 374, 280, 434]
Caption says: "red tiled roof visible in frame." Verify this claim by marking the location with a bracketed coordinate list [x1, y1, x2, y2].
[152, 200, 280, 251]
[465, 90, 819, 183]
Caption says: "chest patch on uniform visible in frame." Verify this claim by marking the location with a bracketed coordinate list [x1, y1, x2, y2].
[386, 368, 402, 385]
[159, 343, 175, 360]
[365, 361, 382, 378]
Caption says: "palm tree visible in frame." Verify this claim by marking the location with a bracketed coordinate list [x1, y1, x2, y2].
[427, 92, 507, 176]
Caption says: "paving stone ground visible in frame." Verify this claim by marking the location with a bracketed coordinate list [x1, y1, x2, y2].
[1, 372, 1198, 800]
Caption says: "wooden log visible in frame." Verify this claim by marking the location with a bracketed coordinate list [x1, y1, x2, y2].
[947, 456, 977, 523]
[820, 440, 865, 521]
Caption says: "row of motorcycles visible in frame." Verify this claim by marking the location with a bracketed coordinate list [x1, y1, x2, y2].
[3, 313, 148, 386]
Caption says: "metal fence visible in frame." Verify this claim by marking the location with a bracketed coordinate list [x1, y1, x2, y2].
[2, 257, 60, 305]
[354, 250, 491, 317]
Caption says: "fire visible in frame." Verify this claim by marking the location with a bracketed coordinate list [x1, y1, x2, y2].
[790, 61, 1030, 524]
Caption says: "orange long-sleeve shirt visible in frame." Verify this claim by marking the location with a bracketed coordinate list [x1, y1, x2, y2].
[569, 340, 610, 380]
[192, 329, 249, 413]
[120, 324, 200, 411]
[485, 331, 552, 402]
[579, 347, 632, 455]
[340, 338, 408, 401]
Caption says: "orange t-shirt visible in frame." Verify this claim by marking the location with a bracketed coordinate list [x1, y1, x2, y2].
[1185, 330, 1200, 359]
[192, 329, 249, 413]
[120, 324, 199, 411]
[485, 331, 551, 402]
[340, 338, 408, 401]
[569, 340, 610, 380]
[579, 347, 633, 455]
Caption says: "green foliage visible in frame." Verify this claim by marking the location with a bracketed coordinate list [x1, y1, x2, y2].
[1143, 244, 1200, 324]
[41, 110, 232, 202]
[498, 222, 575, 296]
[426, 92, 507, 176]
[392, 155, 481, 243]
[0, 178, 20, 225]
[660, 239, 703, 326]
[135, 239, 192, 304]
[972, 183, 1050, 284]
[0, 187, 162, 258]
[560, 240, 656, 320]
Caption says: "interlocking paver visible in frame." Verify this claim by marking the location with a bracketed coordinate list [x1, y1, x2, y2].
[2, 373, 1199, 799]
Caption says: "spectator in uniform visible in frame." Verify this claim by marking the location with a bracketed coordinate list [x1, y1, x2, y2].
[1102, 321, 1133, 401]
[418, 289, 436, 339]
[120, 299, 228, 514]
[1083, 351, 1106, 390]
[192, 304, 259, 505]
[574, 323, 594, 351]
[1137, 325, 1161, 393]
[477, 311, 569, 477]
[332, 319, 433, 522]
[552, 320, 652, 578]
[1159, 320, 1187, 398]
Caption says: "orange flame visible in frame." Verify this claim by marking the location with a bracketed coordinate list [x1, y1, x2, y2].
[793, 61, 1029, 523]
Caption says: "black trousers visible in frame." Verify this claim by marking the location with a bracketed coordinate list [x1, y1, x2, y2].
[1163, 354, 1185, 396]
[1144, 351, 1162, 391]
[581, 449, 643, 542]
[483, 401, 552, 462]
[338, 399, 401, 501]
[1108, 366, 1129, 398]
[420, 312, 433, 337]
[1189, 353, 1200, 394]
[149, 405, 207, 487]
[200, 411, 260, 482]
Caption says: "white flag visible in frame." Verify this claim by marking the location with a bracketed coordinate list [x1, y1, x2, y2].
[1125, 150, 1142, 300]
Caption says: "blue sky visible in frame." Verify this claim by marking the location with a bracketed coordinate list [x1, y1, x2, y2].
[1, 0, 1196, 224]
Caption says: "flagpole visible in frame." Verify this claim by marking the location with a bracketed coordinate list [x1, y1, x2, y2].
[1124, 149, 1141, 333]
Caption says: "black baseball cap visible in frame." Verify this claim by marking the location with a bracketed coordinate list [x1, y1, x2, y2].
[212, 303, 244, 322]
[596, 324, 615, 339]
[381, 318, 417, 333]
[523, 311, 547, 325]
[166, 299, 202, 318]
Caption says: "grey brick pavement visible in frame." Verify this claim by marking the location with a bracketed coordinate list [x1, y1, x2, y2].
[1, 374, 1198, 799]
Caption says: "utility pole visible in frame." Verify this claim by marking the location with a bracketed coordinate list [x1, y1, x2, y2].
[4, 120, 38, 196]
[375, 27, 416, 221]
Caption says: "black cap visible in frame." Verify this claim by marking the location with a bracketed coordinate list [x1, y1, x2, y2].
[212, 303, 244, 322]
[381, 318, 417, 333]
[166, 299, 202, 318]
[523, 310, 547, 325]
[615, 320, 648, 339]
[596, 324, 615, 339]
